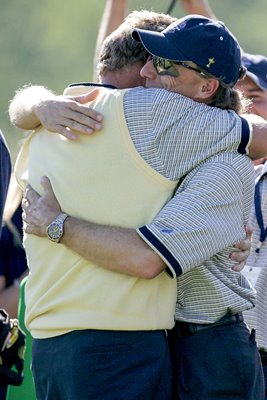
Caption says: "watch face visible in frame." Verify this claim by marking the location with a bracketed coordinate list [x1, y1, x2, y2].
[46, 213, 68, 243]
[47, 223, 63, 242]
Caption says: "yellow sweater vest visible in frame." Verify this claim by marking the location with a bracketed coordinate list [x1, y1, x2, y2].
[15, 87, 178, 338]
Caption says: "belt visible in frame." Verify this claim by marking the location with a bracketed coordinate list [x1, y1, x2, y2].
[173, 313, 244, 339]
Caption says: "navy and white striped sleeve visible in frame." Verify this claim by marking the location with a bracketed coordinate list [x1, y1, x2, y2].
[136, 153, 254, 278]
[238, 116, 252, 155]
[125, 88, 253, 181]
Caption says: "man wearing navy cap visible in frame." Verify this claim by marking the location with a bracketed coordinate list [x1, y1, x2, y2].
[132, 16, 246, 88]
[238, 53, 267, 116]
[10, 14, 265, 400]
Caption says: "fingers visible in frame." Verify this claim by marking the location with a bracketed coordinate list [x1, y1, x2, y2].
[24, 184, 40, 204]
[40, 176, 60, 208]
[21, 203, 33, 233]
[54, 118, 102, 140]
[233, 240, 251, 252]
[245, 225, 253, 239]
[230, 245, 250, 272]
[233, 233, 251, 252]
[230, 229, 251, 272]
[231, 261, 245, 273]
[59, 112, 103, 139]
[21, 180, 59, 237]
[66, 93, 103, 125]
[23, 220, 33, 234]
[230, 249, 250, 262]
[40, 176, 53, 194]
[37, 97, 104, 139]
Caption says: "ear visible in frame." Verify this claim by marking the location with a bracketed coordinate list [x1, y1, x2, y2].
[199, 79, 219, 99]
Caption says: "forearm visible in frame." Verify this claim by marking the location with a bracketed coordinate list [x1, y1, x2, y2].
[61, 216, 165, 279]
[98, 0, 127, 41]
[180, 0, 217, 19]
[23, 179, 165, 278]
[9, 85, 57, 130]
[93, 0, 127, 78]
[0, 284, 20, 318]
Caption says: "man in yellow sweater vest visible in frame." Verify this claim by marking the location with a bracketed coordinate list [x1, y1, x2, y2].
[11, 13, 266, 400]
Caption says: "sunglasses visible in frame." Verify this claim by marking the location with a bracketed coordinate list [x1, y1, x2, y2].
[152, 56, 209, 79]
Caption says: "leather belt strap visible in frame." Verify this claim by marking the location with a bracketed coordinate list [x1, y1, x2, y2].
[173, 313, 243, 338]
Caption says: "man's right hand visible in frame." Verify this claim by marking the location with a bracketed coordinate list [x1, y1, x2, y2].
[33, 89, 103, 140]
[9, 85, 103, 140]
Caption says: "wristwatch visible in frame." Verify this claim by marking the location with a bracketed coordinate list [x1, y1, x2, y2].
[46, 213, 69, 243]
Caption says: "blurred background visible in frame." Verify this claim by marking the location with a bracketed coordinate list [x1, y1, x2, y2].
[1, 0, 266, 163]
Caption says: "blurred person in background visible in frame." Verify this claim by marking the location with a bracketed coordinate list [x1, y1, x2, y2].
[0, 129, 11, 400]
[0, 174, 29, 318]
[238, 53, 267, 399]
[0, 130, 11, 235]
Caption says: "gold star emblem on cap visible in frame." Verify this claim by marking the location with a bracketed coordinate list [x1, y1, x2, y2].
[206, 58, 215, 68]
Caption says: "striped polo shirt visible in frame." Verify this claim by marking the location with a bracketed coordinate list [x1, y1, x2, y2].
[121, 88, 255, 324]
[243, 162, 267, 351]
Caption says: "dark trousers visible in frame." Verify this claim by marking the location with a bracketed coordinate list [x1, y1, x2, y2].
[32, 329, 173, 400]
[263, 364, 267, 400]
[0, 385, 7, 400]
[168, 321, 265, 400]
[260, 351, 267, 399]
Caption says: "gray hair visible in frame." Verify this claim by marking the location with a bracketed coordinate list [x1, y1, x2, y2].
[97, 10, 176, 79]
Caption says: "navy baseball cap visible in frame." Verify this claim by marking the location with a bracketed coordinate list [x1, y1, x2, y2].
[132, 15, 246, 88]
[241, 52, 267, 90]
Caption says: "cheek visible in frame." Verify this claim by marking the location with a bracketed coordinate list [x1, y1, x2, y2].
[160, 76, 181, 91]
[250, 101, 267, 119]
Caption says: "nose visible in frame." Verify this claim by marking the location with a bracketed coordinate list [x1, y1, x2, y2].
[140, 58, 158, 80]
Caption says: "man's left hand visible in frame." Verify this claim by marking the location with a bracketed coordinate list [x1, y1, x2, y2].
[230, 226, 252, 272]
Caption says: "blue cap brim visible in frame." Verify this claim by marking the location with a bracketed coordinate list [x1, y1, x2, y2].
[132, 28, 188, 61]
[246, 71, 267, 91]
